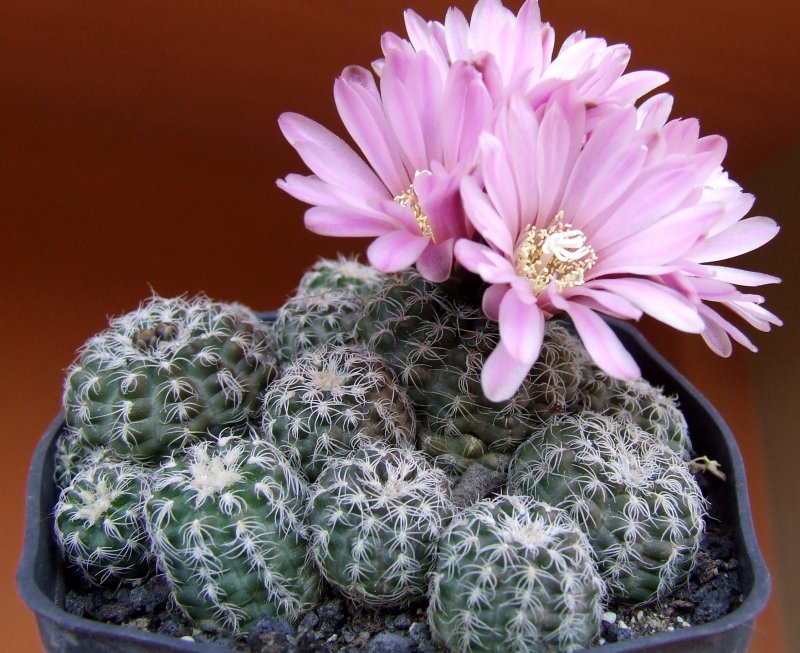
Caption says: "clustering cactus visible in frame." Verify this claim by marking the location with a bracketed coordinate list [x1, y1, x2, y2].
[429, 495, 605, 653]
[262, 344, 416, 480]
[508, 412, 706, 603]
[306, 444, 453, 607]
[63, 295, 278, 460]
[54, 458, 150, 585]
[144, 427, 322, 633]
[50, 262, 716, 649]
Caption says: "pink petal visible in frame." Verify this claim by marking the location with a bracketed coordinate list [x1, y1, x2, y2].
[334, 69, 410, 195]
[414, 168, 467, 243]
[536, 87, 585, 225]
[454, 239, 518, 285]
[460, 176, 515, 256]
[441, 62, 492, 169]
[547, 291, 641, 380]
[416, 239, 454, 283]
[587, 278, 704, 333]
[277, 174, 374, 209]
[503, 96, 540, 224]
[482, 284, 507, 321]
[279, 112, 388, 200]
[499, 290, 545, 364]
[687, 217, 780, 263]
[443, 7, 471, 61]
[564, 285, 643, 320]
[304, 206, 396, 237]
[705, 265, 781, 287]
[480, 133, 521, 238]
[381, 52, 429, 171]
[698, 304, 756, 354]
[562, 106, 646, 224]
[367, 230, 430, 272]
[728, 301, 783, 330]
[606, 70, 669, 105]
[592, 203, 723, 274]
[588, 161, 696, 244]
[638, 93, 674, 130]
[698, 306, 733, 357]
[481, 340, 534, 402]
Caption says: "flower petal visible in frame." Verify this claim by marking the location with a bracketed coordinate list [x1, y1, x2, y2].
[499, 291, 545, 364]
[482, 283, 507, 321]
[688, 217, 780, 263]
[547, 291, 641, 380]
[416, 239, 454, 282]
[587, 278, 704, 333]
[460, 176, 515, 256]
[481, 339, 535, 402]
[304, 206, 396, 237]
[279, 112, 388, 200]
[454, 239, 518, 284]
[334, 68, 410, 195]
[367, 230, 430, 272]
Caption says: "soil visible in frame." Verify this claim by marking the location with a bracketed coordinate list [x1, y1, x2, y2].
[62, 518, 741, 653]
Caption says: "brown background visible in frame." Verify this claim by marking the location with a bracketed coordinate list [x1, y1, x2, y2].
[2, 1, 797, 651]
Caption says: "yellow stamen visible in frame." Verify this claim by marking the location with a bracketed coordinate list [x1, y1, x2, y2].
[515, 211, 597, 295]
[395, 185, 435, 243]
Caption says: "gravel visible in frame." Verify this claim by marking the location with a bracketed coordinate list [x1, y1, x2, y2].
[62, 521, 741, 652]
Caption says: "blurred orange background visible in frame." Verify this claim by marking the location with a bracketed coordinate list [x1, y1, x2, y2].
[2, 1, 797, 651]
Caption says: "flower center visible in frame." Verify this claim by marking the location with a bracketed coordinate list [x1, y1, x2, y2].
[515, 211, 597, 295]
[395, 185, 435, 243]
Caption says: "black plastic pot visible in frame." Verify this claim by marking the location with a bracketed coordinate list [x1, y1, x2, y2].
[18, 320, 770, 653]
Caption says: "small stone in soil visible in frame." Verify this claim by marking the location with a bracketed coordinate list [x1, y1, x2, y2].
[365, 632, 414, 653]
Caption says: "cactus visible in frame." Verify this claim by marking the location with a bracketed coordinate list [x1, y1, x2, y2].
[295, 255, 386, 297]
[306, 444, 453, 607]
[429, 495, 605, 653]
[262, 344, 416, 480]
[54, 458, 151, 585]
[507, 412, 706, 603]
[144, 427, 322, 634]
[352, 273, 584, 472]
[274, 290, 364, 363]
[578, 368, 690, 456]
[275, 257, 387, 362]
[63, 295, 278, 460]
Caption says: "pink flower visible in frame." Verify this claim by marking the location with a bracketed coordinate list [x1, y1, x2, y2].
[455, 87, 734, 401]
[380, 0, 667, 113]
[278, 47, 492, 282]
[635, 101, 783, 354]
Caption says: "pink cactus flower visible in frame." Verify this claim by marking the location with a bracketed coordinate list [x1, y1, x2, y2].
[380, 0, 668, 114]
[278, 47, 492, 282]
[453, 86, 772, 401]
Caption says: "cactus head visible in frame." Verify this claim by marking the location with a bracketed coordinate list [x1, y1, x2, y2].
[63, 295, 278, 460]
[144, 426, 322, 634]
[274, 290, 363, 363]
[295, 255, 386, 297]
[306, 444, 453, 607]
[508, 412, 706, 603]
[429, 495, 605, 653]
[262, 344, 416, 480]
[54, 458, 151, 585]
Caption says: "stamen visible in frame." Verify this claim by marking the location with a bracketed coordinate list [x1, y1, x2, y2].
[395, 184, 435, 243]
[515, 211, 597, 295]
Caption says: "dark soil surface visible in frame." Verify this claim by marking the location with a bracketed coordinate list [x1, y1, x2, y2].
[62, 520, 741, 652]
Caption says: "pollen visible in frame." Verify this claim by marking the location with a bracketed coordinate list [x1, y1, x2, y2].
[515, 211, 597, 295]
[395, 184, 435, 243]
